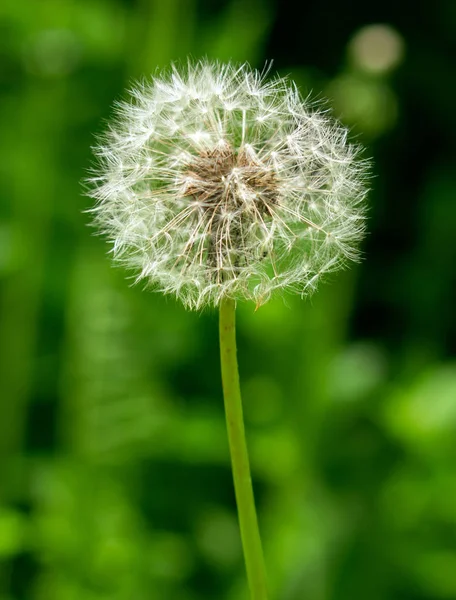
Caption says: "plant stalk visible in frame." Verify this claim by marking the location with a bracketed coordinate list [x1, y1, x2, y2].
[219, 297, 268, 600]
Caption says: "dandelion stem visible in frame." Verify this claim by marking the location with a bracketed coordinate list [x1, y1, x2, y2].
[219, 297, 268, 600]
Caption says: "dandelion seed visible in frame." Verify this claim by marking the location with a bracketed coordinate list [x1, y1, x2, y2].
[88, 60, 369, 309]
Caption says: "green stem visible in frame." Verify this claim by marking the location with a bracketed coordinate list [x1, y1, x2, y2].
[219, 297, 268, 600]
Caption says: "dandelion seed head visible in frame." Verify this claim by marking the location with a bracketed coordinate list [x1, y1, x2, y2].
[88, 60, 369, 309]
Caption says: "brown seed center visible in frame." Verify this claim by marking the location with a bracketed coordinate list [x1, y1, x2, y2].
[179, 143, 278, 275]
[182, 143, 277, 212]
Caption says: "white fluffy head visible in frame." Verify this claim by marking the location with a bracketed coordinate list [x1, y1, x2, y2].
[89, 61, 369, 309]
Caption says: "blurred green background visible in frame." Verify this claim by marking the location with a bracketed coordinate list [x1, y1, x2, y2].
[1, 1, 456, 599]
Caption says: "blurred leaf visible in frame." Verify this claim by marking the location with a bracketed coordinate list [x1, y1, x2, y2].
[0, 507, 25, 557]
[383, 364, 456, 453]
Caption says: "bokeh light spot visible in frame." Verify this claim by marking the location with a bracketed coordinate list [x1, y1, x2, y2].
[349, 24, 405, 74]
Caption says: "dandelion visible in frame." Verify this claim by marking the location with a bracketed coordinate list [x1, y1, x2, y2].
[88, 60, 369, 600]
[89, 61, 368, 310]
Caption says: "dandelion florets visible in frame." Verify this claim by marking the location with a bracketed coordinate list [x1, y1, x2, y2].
[89, 61, 369, 309]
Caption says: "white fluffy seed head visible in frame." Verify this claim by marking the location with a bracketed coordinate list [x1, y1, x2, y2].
[88, 60, 369, 310]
